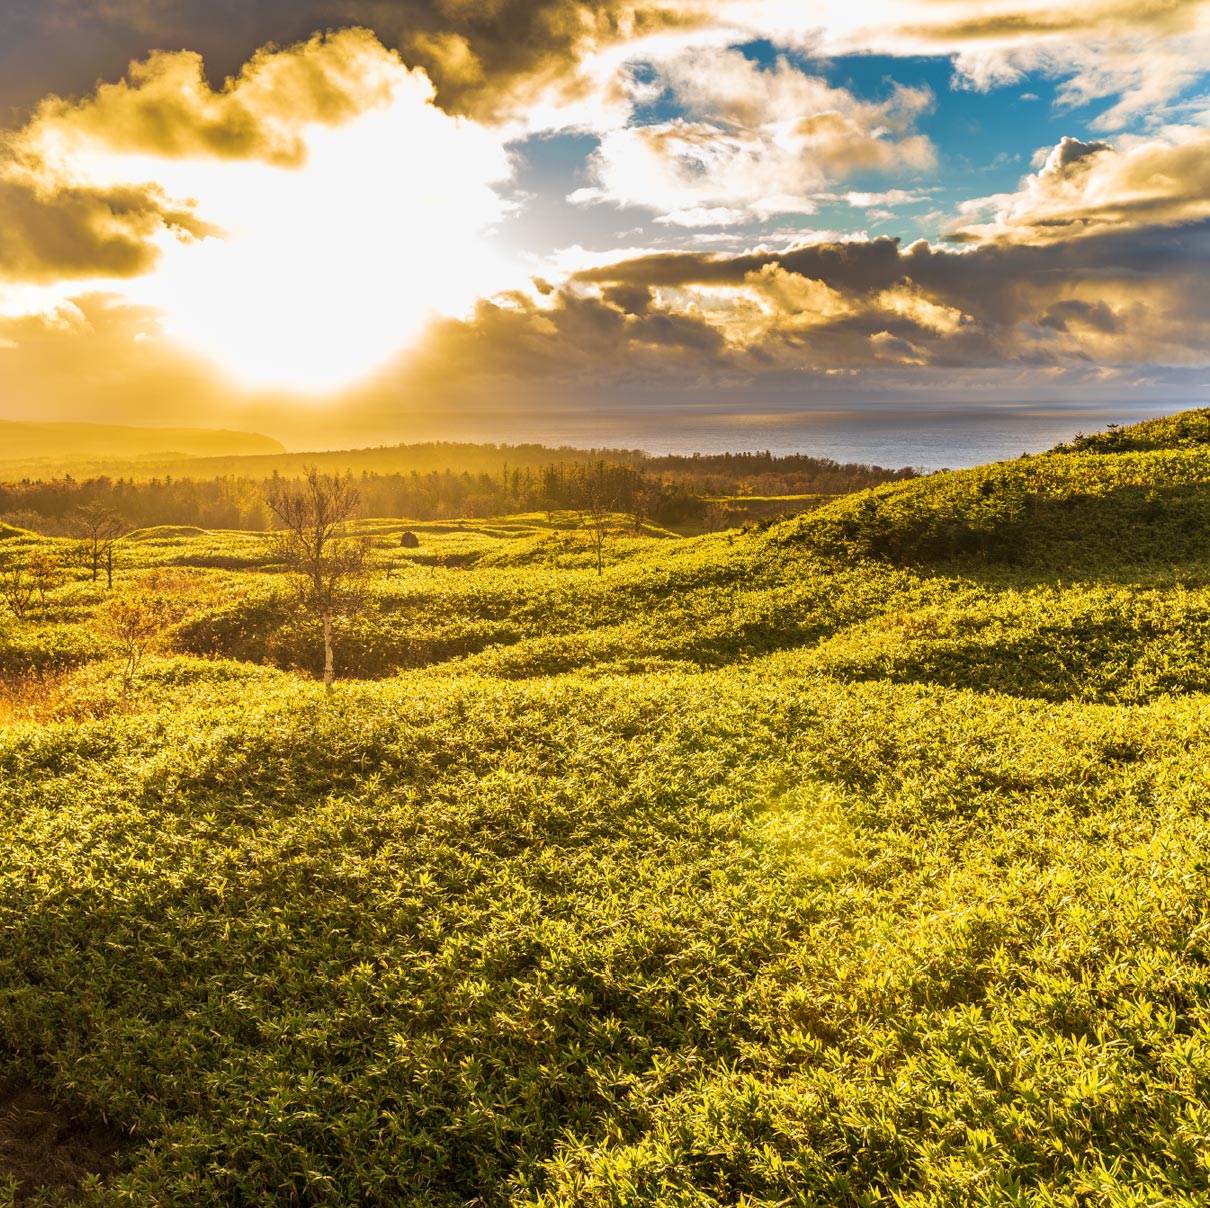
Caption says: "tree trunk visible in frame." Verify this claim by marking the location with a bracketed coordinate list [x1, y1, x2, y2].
[322, 615, 335, 690]
[105, 547, 114, 589]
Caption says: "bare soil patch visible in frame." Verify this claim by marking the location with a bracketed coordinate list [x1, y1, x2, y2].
[0, 1084, 125, 1205]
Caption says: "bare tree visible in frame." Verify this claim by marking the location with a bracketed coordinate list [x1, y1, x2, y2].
[69, 504, 130, 588]
[0, 553, 35, 622]
[629, 484, 659, 535]
[94, 591, 181, 712]
[576, 468, 615, 577]
[27, 552, 64, 622]
[266, 468, 370, 689]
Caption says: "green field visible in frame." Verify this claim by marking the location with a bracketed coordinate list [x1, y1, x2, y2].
[2, 412, 1210, 1205]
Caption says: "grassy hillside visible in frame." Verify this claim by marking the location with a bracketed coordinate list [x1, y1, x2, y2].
[1052, 406, 1210, 454]
[2, 411, 1210, 1205]
[0, 422, 285, 479]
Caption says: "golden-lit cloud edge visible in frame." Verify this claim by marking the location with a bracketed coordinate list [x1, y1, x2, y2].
[952, 128, 1210, 244]
[0, 30, 416, 287]
[0, 28, 518, 392]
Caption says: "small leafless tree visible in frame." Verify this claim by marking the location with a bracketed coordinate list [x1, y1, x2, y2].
[266, 468, 370, 689]
[577, 470, 615, 577]
[27, 551, 64, 622]
[94, 591, 181, 712]
[0, 553, 35, 622]
[69, 504, 130, 588]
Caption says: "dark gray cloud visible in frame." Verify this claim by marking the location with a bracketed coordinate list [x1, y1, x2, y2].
[0, 0, 700, 121]
[1037, 299, 1122, 334]
[0, 177, 217, 283]
[390, 219, 1210, 384]
[0, 1, 333, 119]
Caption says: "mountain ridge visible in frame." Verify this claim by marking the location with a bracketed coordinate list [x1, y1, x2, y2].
[0, 421, 286, 475]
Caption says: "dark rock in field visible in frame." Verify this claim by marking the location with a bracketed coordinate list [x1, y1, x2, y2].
[399, 531, 420, 548]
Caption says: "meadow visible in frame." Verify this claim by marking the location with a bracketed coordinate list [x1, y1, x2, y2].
[2, 410, 1210, 1205]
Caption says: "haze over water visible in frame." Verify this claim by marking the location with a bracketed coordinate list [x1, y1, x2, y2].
[382, 402, 1191, 471]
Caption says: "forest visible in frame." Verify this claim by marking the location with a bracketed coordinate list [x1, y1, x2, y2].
[0, 447, 916, 533]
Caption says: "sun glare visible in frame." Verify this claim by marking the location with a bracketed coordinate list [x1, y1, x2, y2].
[75, 70, 516, 394]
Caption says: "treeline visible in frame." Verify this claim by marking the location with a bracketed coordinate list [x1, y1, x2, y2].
[0, 463, 698, 532]
[646, 451, 919, 496]
[1, 477, 273, 534]
[0, 434, 917, 489]
[0, 452, 914, 534]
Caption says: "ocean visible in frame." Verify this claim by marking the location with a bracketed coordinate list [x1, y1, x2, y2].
[417, 400, 1194, 472]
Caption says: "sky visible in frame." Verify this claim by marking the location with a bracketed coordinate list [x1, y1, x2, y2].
[1, 0, 1209, 451]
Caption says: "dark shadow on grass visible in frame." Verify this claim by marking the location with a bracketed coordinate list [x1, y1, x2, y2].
[0, 1082, 127, 1206]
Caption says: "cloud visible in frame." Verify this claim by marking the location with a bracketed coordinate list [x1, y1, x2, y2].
[0, 29, 516, 390]
[385, 213, 1210, 395]
[0, 177, 216, 284]
[569, 47, 934, 224]
[17, 29, 403, 168]
[0, 29, 413, 288]
[386, 1, 709, 124]
[1036, 298, 1122, 333]
[733, 0, 1210, 131]
[953, 128, 1210, 243]
[923, 2, 1210, 130]
[839, 189, 932, 209]
[4, 0, 1210, 138]
[0, 1, 712, 128]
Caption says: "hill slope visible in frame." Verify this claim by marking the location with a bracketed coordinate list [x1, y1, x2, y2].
[771, 437, 1210, 570]
[1052, 405, 1210, 453]
[2, 408, 1210, 1207]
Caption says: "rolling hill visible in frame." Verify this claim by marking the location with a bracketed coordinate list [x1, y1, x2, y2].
[2, 408, 1210, 1206]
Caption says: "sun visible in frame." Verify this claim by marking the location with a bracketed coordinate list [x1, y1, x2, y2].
[70, 65, 517, 394]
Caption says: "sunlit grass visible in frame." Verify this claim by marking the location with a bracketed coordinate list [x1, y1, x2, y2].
[3, 429, 1210, 1204]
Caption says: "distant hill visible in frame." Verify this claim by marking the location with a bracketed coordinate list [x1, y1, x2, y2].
[0, 422, 285, 479]
[112, 440, 651, 482]
[0, 433, 649, 484]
